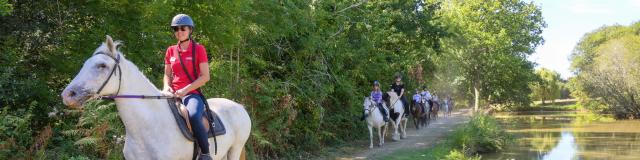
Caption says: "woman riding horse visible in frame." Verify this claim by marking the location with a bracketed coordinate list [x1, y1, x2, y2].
[362, 81, 390, 122]
[162, 14, 212, 160]
[390, 75, 408, 117]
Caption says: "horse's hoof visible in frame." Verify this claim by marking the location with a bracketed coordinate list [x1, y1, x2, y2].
[369, 146, 373, 149]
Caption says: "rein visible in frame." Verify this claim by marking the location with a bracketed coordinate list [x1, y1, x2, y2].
[94, 52, 176, 101]
[365, 99, 378, 113]
[98, 95, 176, 100]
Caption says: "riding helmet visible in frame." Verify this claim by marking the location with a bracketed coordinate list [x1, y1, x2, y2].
[171, 14, 195, 28]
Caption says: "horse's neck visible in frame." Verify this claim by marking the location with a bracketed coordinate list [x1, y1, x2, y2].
[118, 60, 161, 96]
[367, 104, 377, 114]
[113, 60, 177, 140]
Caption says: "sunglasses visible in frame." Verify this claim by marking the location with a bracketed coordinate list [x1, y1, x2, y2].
[172, 26, 190, 32]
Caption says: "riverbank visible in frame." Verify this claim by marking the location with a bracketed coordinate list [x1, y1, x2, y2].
[379, 113, 510, 160]
[483, 111, 640, 159]
[508, 99, 579, 112]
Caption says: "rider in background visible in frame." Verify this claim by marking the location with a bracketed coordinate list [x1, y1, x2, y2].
[360, 81, 389, 122]
[369, 81, 390, 122]
[412, 88, 422, 113]
[412, 88, 421, 106]
[390, 75, 408, 117]
[420, 85, 433, 108]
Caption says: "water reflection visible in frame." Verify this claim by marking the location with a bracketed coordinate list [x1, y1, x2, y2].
[483, 111, 640, 160]
[542, 132, 577, 160]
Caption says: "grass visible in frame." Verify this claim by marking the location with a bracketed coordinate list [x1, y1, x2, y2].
[508, 99, 580, 112]
[380, 114, 509, 160]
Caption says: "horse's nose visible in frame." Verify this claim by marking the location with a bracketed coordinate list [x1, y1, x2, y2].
[68, 90, 77, 97]
[61, 88, 79, 107]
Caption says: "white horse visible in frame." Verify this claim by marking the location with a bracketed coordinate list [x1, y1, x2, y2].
[443, 99, 450, 117]
[363, 97, 388, 148]
[61, 36, 251, 160]
[385, 91, 407, 141]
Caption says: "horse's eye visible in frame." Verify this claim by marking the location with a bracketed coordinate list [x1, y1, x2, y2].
[97, 63, 107, 69]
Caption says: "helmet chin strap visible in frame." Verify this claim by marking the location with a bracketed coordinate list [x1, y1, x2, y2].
[177, 33, 192, 46]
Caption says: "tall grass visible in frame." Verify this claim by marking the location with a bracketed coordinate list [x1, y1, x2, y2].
[382, 114, 509, 160]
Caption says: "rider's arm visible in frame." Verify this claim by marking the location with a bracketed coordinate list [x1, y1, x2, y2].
[175, 45, 210, 96]
[179, 62, 210, 93]
[162, 64, 173, 92]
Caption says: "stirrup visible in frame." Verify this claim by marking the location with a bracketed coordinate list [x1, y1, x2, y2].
[198, 153, 212, 160]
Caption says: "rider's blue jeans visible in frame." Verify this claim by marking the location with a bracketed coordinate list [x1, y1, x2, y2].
[183, 94, 210, 154]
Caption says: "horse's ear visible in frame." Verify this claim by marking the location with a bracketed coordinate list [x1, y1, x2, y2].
[105, 35, 116, 57]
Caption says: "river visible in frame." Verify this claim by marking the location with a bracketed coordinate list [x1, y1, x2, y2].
[483, 111, 640, 160]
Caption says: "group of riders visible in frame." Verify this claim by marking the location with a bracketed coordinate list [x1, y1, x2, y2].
[361, 75, 454, 123]
[105, 12, 454, 159]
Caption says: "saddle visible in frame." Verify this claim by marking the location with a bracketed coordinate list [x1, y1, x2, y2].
[167, 98, 226, 141]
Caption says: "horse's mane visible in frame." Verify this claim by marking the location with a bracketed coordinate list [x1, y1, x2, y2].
[386, 91, 399, 101]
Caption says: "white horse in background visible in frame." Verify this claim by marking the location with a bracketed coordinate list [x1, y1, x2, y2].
[61, 36, 251, 160]
[443, 99, 450, 117]
[385, 91, 407, 141]
[363, 97, 388, 148]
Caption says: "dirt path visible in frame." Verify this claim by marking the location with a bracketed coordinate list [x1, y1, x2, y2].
[325, 108, 472, 160]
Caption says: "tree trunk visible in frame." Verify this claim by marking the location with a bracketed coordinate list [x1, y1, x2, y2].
[541, 88, 546, 105]
[474, 85, 480, 111]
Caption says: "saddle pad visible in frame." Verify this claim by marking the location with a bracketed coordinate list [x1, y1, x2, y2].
[167, 99, 226, 141]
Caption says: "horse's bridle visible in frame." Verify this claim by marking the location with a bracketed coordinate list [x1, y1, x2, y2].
[365, 98, 378, 113]
[95, 52, 122, 96]
[93, 52, 174, 100]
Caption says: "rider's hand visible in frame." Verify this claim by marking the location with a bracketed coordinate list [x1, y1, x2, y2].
[175, 88, 188, 97]
[161, 88, 175, 97]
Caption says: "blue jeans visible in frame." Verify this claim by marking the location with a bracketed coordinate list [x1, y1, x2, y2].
[182, 94, 209, 154]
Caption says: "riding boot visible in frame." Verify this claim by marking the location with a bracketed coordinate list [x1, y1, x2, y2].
[401, 97, 409, 118]
[360, 111, 367, 121]
[378, 103, 390, 122]
[198, 153, 212, 160]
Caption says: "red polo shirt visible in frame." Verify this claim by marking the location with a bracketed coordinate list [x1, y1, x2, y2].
[164, 41, 208, 94]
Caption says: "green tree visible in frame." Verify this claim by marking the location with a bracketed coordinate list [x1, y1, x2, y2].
[0, 0, 11, 16]
[439, 0, 546, 110]
[570, 22, 640, 118]
[530, 68, 561, 104]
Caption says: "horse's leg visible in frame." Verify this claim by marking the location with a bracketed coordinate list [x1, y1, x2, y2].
[401, 115, 407, 139]
[368, 125, 374, 148]
[393, 115, 401, 141]
[416, 106, 421, 129]
[413, 110, 419, 130]
[378, 124, 388, 144]
[227, 144, 245, 160]
[377, 126, 383, 147]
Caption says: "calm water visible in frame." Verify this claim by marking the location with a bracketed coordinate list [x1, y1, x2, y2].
[483, 111, 640, 160]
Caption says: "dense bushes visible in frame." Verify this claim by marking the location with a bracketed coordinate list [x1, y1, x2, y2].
[451, 114, 509, 154]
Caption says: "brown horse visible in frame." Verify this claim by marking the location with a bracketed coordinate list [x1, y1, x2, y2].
[430, 100, 440, 120]
[410, 99, 429, 129]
